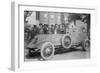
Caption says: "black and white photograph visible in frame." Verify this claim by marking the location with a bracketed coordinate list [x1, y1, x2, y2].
[24, 11, 90, 61]
[10, 2, 98, 71]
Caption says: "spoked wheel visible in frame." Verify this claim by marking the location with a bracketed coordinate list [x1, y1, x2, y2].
[62, 35, 72, 49]
[40, 42, 55, 60]
[82, 39, 90, 51]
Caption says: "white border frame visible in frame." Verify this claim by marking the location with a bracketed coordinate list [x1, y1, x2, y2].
[11, 2, 97, 71]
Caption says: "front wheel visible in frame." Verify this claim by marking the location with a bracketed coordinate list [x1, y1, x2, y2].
[40, 42, 55, 60]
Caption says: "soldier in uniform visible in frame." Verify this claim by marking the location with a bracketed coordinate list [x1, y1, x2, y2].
[50, 24, 55, 34]
[38, 23, 44, 34]
[43, 24, 49, 34]
[29, 25, 39, 42]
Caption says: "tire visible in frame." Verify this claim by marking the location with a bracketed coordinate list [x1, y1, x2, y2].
[62, 34, 72, 49]
[40, 42, 55, 60]
[82, 39, 90, 51]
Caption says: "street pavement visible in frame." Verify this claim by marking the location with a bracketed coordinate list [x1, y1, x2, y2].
[24, 46, 90, 61]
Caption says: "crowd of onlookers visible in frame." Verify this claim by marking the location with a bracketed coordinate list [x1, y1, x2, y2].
[24, 23, 69, 42]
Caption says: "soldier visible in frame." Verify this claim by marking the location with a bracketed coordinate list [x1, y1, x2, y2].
[57, 25, 61, 34]
[62, 24, 66, 34]
[43, 24, 49, 34]
[50, 24, 55, 34]
[46, 24, 49, 34]
[24, 25, 31, 42]
[29, 25, 38, 42]
[38, 23, 44, 34]
[54, 24, 58, 34]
